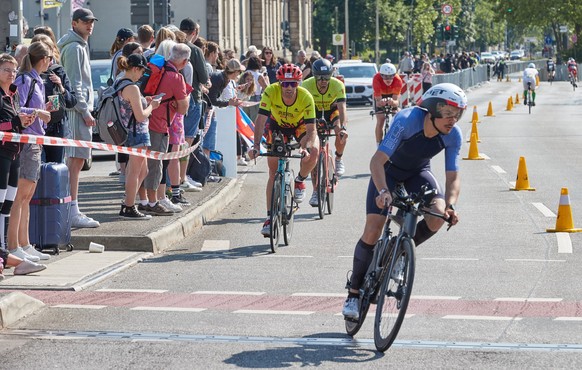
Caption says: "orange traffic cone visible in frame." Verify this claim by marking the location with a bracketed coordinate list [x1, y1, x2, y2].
[469, 105, 480, 123]
[466, 120, 480, 143]
[510, 157, 535, 191]
[547, 188, 582, 232]
[506, 75, 511, 82]
[536, 75, 540, 86]
[485, 101, 494, 117]
[506, 97, 513, 111]
[463, 133, 484, 160]
[515, 93, 520, 105]
[518, 76, 522, 82]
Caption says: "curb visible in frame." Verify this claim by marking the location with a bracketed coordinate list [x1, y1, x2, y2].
[70, 175, 244, 254]
[0, 292, 45, 329]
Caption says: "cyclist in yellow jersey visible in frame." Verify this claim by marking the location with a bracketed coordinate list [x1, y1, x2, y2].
[249, 64, 319, 237]
[302, 58, 349, 207]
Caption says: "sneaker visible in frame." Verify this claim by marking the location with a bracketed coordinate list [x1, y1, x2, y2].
[171, 194, 191, 206]
[23, 245, 50, 260]
[261, 219, 271, 237]
[237, 158, 248, 166]
[13, 259, 47, 275]
[207, 175, 222, 183]
[342, 297, 360, 320]
[294, 180, 306, 203]
[119, 204, 152, 220]
[180, 181, 202, 192]
[71, 214, 100, 228]
[137, 203, 148, 212]
[144, 202, 174, 216]
[9, 246, 40, 262]
[391, 256, 405, 283]
[186, 176, 203, 188]
[160, 197, 182, 213]
[309, 192, 318, 207]
[335, 158, 345, 177]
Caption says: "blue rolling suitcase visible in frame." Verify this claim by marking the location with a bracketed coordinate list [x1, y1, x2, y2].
[29, 162, 74, 254]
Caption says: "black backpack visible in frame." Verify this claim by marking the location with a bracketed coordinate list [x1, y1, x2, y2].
[187, 145, 211, 186]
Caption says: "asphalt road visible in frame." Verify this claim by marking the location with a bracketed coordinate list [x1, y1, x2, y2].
[3, 79, 582, 369]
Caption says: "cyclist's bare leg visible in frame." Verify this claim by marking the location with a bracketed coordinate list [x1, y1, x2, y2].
[265, 156, 279, 211]
[298, 136, 319, 179]
[334, 126, 347, 159]
[375, 113, 386, 145]
[348, 213, 387, 294]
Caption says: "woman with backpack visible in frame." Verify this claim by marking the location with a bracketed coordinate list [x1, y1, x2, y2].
[31, 31, 77, 163]
[6, 41, 53, 262]
[116, 54, 161, 220]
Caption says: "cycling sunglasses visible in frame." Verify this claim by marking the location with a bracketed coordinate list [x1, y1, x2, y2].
[280, 81, 299, 88]
[381, 74, 395, 80]
[315, 75, 331, 81]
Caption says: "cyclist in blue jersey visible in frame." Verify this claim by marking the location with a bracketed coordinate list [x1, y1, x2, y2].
[342, 83, 466, 319]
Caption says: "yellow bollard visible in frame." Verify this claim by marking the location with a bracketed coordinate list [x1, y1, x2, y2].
[547, 188, 582, 232]
[510, 156, 535, 191]
[463, 133, 484, 160]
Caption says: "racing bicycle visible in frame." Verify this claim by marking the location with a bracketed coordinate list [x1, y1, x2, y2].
[526, 82, 533, 115]
[260, 132, 302, 252]
[547, 69, 554, 85]
[370, 103, 399, 144]
[344, 183, 451, 352]
[312, 112, 338, 219]
[569, 71, 578, 91]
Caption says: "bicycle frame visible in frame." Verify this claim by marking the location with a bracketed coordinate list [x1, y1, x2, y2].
[314, 111, 337, 218]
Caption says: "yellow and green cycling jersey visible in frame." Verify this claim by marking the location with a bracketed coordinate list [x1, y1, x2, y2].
[258, 84, 316, 128]
[302, 76, 346, 112]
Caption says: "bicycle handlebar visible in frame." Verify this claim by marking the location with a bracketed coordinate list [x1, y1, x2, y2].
[388, 184, 454, 230]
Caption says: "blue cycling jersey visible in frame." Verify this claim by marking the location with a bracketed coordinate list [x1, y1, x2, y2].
[378, 107, 462, 179]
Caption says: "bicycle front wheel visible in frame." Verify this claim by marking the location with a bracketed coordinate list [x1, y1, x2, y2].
[374, 237, 416, 352]
[316, 151, 327, 219]
[283, 170, 295, 245]
[269, 174, 283, 253]
[326, 152, 335, 214]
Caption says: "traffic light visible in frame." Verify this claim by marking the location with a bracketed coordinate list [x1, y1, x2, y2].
[282, 30, 290, 49]
[444, 25, 451, 40]
[453, 25, 459, 39]
[436, 24, 444, 40]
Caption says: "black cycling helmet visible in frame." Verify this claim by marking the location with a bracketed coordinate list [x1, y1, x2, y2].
[311, 58, 333, 77]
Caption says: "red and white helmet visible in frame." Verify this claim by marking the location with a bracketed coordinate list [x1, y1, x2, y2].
[276, 63, 302, 81]
[418, 83, 468, 118]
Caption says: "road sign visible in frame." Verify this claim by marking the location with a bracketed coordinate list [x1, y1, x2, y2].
[441, 4, 453, 15]
[559, 25, 568, 33]
[332, 33, 344, 46]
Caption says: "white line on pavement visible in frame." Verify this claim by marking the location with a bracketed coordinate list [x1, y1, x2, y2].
[291, 293, 346, 297]
[421, 257, 479, 261]
[96, 289, 168, 293]
[443, 315, 522, 321]
[532, 202, 556, 217]
[52, 304, 107, 309]
[130, 307, 207, 312]
[491, 165, 506, 174]
[412, 295, 462, 300]
[557, 232, 573, 254]
[233, 310, 314, 315]
[494, 298, 563, 302]
[554, 317, 582, 321]
[505, 259, 566, 263]
[192, 291, 266, 295]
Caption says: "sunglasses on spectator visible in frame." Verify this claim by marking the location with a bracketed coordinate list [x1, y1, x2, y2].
[264, 51, 273, 55]
[1, 68, 17, 74]
[381, 74, 395, 80]
[315, 75, 331, 81]
[280, 81, 299, 88]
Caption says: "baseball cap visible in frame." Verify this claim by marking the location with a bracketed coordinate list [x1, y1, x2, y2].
[117, 28, 136, 41]
[246, 45, 261, 56]
[72, 8, 98, 22]
[225, 59, 245, 73]
[127, 54, 151, 73]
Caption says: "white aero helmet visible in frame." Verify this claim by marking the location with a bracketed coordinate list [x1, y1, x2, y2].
[528, 63, 535, 68]
[418, 83, 468, 118]
[379, 63, 397, 76]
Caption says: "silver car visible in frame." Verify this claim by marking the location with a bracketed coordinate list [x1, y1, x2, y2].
[335, 61, 377, 105]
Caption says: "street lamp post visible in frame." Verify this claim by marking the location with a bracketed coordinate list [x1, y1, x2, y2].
[375, 0, 379, 64]
[344, 0, 349, 59]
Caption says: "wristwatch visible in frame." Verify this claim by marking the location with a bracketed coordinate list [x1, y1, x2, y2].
[378, 188, 388, 195]
[447, 204, 456, 211]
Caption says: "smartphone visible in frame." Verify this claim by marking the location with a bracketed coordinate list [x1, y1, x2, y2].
[153, 93, 166, 100]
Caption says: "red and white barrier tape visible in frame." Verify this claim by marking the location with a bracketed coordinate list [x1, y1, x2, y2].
[0, 131, 199, 160]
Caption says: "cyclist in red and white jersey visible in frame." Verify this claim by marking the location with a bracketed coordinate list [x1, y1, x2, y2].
[567, 58, 578, 84]
[372, 63, 403, 145]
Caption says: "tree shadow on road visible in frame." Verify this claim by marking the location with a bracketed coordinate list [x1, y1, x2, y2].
[223, 332, 382, 368]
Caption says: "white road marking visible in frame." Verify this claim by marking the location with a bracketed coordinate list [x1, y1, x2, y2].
[480, 153, 490, 159]
[494, 298, 563, 302]
[491, 165, 506, 174]
[233, 310, 314, 315]
[130, 307, 206, 312]
[192, 291, 266, 295]
[96, 289, 168, 293]
[421, 257, 479, 261]
[201, 239, 230, 252]
[443, 315, 522, 321]
[557, 232, 573, 254]
[505, 259, 566, 263]
[260, 255, 313, 258]
[291, 293, 346, 297]
[509, 181, 516, 188]
[555, 317, 582, 321]
[412, 295, 462, 300]
[52, 304, 106, 309]
[532, 202, 556, 217]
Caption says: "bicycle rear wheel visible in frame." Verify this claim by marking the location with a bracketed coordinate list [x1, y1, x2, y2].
[326, 152, 335, 214]
[316, 151, 327, 219]
[374, 237, 416, 352]
[269, 174, 282, 253]
[283, 170, 295, 245]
